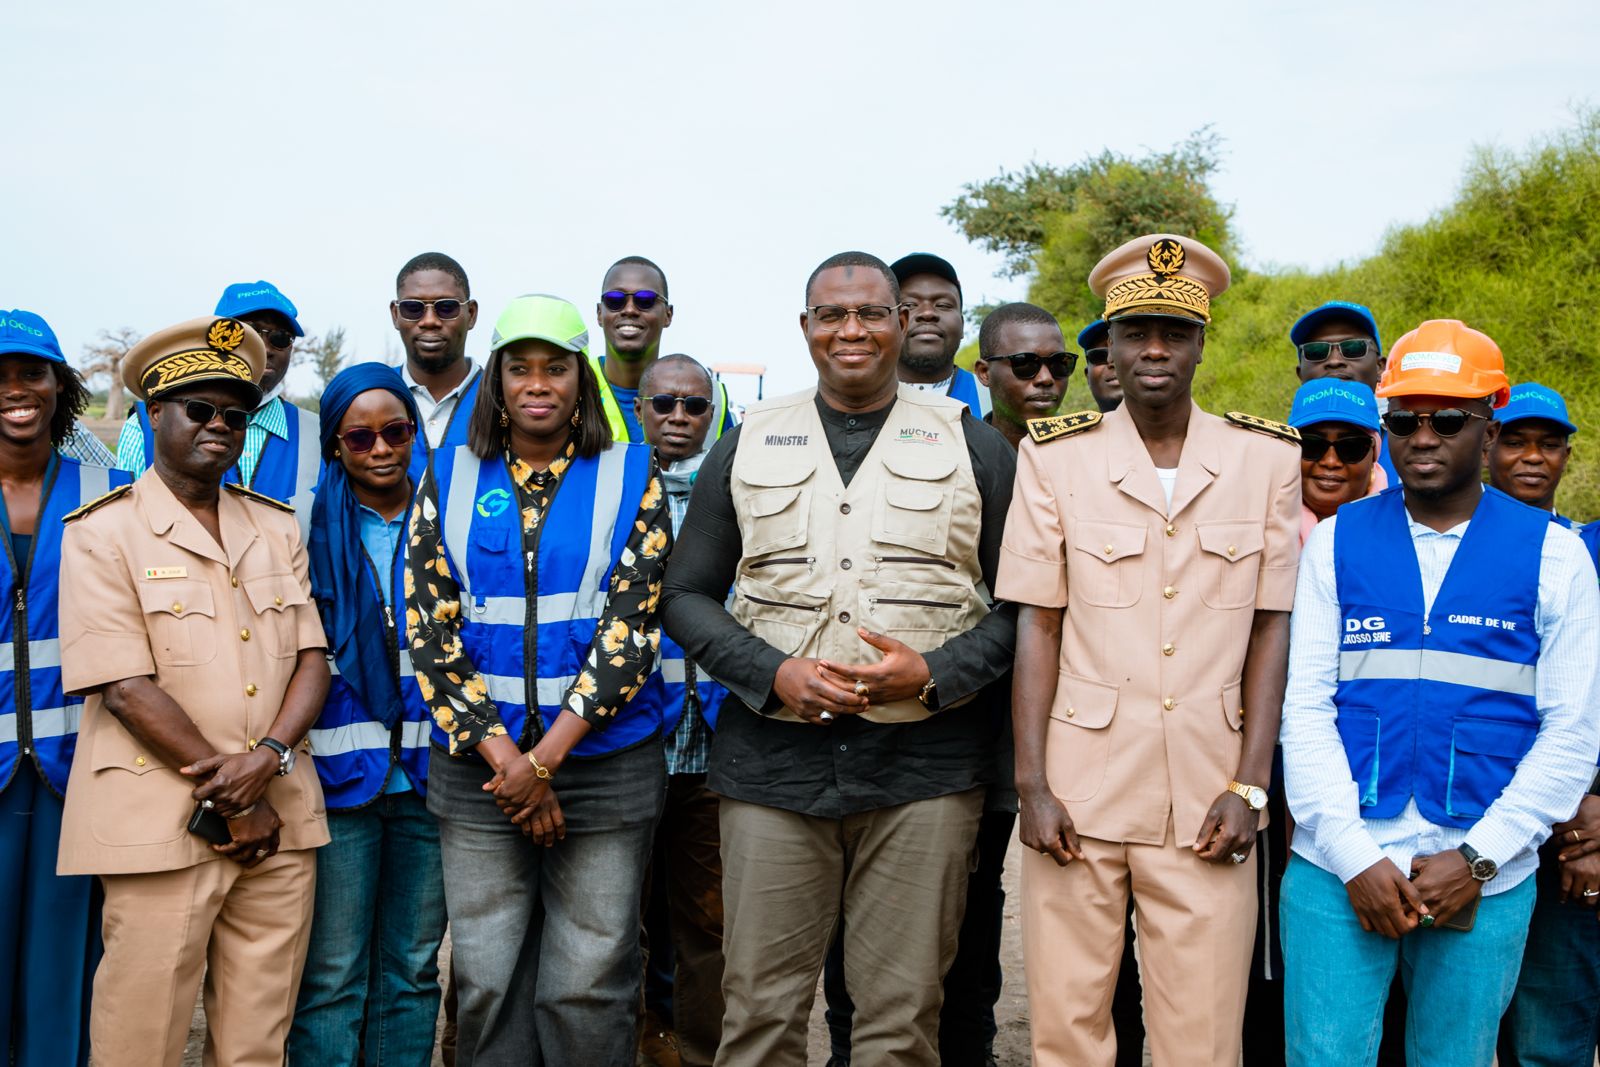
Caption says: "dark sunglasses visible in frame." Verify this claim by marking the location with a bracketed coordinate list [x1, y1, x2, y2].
[394, 299, 466, 321]
[601, 289, 664, 312]
[1299, 339, 1377, 362]
[249, 325, 294, 350]
[1300, 434, 1374, 464]
[337, 420, 416, 454]
[182, 399, 250, 432]
[1381, 408, 1491, 439]
[647, 394, 711, 417]
[983, 351, 1077, 380]
[1084, 347, 1110, 367]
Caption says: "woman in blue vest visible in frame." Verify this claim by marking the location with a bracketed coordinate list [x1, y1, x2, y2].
[406, 294, 672, 1065]
[0, 309, 131, 1067]
[288, 364, 444, 1066]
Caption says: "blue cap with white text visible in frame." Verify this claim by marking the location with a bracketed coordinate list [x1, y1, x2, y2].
[0, 309, 67, 364]
[1287, 378, 1381, 432]
[1494, 382, 1577, 435]
[214, 280, 305, 337]
[1290, 300, 1381, 352]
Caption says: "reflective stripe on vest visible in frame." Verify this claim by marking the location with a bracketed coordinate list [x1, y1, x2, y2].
[0, 459, 130, 796]
[1331, 487, 1545, 828]
[947, 366, 992, 418]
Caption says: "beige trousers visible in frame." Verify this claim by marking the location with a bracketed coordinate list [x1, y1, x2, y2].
[92, 850, 316, 1067]
[715, 789, 983, 1067]
[1021, 827, 1257, 1067]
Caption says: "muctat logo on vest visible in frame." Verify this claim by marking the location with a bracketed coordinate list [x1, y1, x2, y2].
[898, 427, 942, 445]
[1343, 616, 1391, 645]
[764, 434, 808, 446]
[476, 487, 513, 518]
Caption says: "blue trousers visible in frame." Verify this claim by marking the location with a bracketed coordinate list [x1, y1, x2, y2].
[0, 763, 100, 1067]
[288, 789, 447, 1067]
[1281, 855, 1535, 1067]
[1498, 848, 1600, 1067]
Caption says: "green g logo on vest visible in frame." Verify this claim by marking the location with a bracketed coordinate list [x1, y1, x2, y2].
[476, 488, 512, 518]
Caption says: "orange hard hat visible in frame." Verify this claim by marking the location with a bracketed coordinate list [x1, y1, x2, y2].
[1376, 319, 1510, 408]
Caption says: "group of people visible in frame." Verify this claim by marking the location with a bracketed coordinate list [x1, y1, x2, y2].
[1, 232, 1598, 1067]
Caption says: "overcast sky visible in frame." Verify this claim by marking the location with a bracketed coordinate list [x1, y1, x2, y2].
[5, 1, 1597, 405]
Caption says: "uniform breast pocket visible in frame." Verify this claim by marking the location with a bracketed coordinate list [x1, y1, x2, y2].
[136, 579, 218, 666]
[243, 573, 312, 659]
[1069, 521, 1147, 608]
[1195, 521, 1265, 610]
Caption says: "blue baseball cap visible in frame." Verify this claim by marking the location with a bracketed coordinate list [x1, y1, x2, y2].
[1495, 382, 1577, 435]
[214, 280, 304, 337]
[1287, 379, 1381, 432]
[1290, 301, 1381, 352]
[1077, 319, 1108, 351]
[0, 310, 67, 364]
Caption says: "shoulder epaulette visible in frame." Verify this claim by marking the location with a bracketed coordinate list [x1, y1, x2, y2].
[1026, 410, 1102, 444]
[224, 483, 296, 513]
[63, 483, 134, 523]
[1225, 411, 1301, 444]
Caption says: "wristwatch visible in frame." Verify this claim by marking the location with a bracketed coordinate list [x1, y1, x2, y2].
[917, 677, 940, 711]
[1458, 843, 1499, 882]
[1227, 780, 1269, 811]
[254, 737, 295, 777]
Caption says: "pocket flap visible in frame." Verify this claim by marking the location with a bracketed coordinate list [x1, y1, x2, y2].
[1197, 521, 1265, 562]
[136, 579, 215, 620]
[1221, 681, 1244, 730]
[747, 486, 804, 519]
[1051, 670, 1118, 729]
[243, 573, 310, 615]
[1452, 717, 1537, 757]
[474, 526, 510, 553]
[739, 575, 828, 613]
[883, 483, 944, 513]
[1073, 521, 1146, 564]
[739, 462, 817, 488]
[881, 452, 958, 481]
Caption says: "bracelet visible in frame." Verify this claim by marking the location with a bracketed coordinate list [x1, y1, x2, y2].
[527, 752, 553, 780]
[225, 804, 257, 821]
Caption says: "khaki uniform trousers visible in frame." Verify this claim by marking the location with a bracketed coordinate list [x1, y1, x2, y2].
[92, 849, 316, 1067]
[1022, 825, 1257, 1067]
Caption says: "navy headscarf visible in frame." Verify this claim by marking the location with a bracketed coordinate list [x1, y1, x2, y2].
[309, 363, 421, 728]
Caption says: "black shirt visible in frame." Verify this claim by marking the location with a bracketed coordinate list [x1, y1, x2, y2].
[661, 394, 1018, 818]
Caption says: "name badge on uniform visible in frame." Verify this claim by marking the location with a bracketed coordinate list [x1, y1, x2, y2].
[143, 566, 188, 580]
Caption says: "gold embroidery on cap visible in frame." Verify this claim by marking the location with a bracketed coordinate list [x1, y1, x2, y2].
[142, 350, 253, 394]
[1147, 238, 1185, 277]
[207, 318, 247, 353]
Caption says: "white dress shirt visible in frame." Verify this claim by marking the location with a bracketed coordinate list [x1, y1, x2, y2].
[400, 359, 478, 448]
[1282, 495, 1600, 894]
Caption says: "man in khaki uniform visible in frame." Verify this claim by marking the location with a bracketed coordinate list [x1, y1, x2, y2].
[57, 316, 330, 1066]
[997, 234, 1300, 1067]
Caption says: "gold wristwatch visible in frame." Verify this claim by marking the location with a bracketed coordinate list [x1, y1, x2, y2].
[1227, 780, 1268, 811]
[917, 677, 940, 711]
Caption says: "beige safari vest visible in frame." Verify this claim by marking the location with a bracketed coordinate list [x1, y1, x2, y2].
[730, 385, 988, 723]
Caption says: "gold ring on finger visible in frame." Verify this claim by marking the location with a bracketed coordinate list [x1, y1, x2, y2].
[854, 680, 869, 699]
[1572, 829, 1583, 843]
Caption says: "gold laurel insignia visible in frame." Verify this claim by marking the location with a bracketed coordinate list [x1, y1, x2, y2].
[208, 318, 247, 353]
[1104, 274, 1212, 322]
[1026, 410, 1103, 444]
[1225, 411, 1301, 444]
[144, 351, 251, 393]
[1147, 239, 1186, 277]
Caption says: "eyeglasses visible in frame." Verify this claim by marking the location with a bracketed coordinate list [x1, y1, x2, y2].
[647, 394, 711, 417]
[1300, 434, 1374, 464]
[1084, 347, 1110, 367]
[337, 420, 416, 454]
[1381, 409, 1491, 438]
[1299, 339, 1377, 362]
[247, 325, 294, 349]
[805, 304, 899, 332]
[394, 299, 467, 321]
[182, 399, 250, 432]
[600, 289, 665, 312]
[982, 351, 1077, 380]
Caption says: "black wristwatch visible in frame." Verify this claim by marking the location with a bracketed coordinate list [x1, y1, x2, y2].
[1458, 843, 1498, 882]
[255, 737, 295, 777]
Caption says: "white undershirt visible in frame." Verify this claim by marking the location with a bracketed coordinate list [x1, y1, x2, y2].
[1155, 466, 1178, 511]
[905, 373, 956, 395]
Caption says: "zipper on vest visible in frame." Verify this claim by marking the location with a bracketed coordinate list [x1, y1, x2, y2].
[749, 556, 815, 570]
[871, 596, 961, 609]
[13, 587, 30, 756]
[873, 554, 956, 570]
[742, 592, 822, 612]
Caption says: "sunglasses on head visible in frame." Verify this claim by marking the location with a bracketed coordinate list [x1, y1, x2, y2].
[337, 420, 416, 454]
[1300, 434, 1375, 464]
[983, 351, 1077, 380]
[1381, 408, 1490, 438]
[182, 399, 250, 432]
[1298, 339, 1376, 362]
[601, 289, 664, 312]
[1084, 347, 1110, 367]
[394, 299, 466, 321]
[647, 394, 711, 417]
[248, 325, 294, 350]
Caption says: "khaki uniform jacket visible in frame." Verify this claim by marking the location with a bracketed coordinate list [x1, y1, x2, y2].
[995, 404, 1300, 847]
[56, 469, 329, 875]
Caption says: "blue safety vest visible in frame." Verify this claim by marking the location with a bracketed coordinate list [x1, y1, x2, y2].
[947, 366, 992, 419]
[134, 398, 321, 538]
[1375, 430, 1398, 485]
[1581, 521, 1600, 574]
[0, 459, 131, 796]
[1332, 487, 1545, 828]
[658, 631, 727, 735]
[427, 442, 666, 758]
[307, 525, 431, 809]
[406, 365, 484, 486]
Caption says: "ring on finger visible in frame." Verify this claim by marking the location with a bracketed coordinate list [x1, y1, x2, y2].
[254, 849, 268, 859]
[854, 680, 869, 700]
[1229, 851, 1248, 864]
[1585, 889, 1600, 898]
[1572, 829, 1584, 843]
[819, 711, 834, 722]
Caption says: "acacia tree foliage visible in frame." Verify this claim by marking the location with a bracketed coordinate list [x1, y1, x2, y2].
[80, 326, 141, 420]
[302, 325, 348, 391]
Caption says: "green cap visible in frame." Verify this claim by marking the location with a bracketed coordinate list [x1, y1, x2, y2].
[489, 294, 590, 355]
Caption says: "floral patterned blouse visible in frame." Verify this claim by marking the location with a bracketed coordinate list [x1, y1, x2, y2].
[405, 438, 672, 754]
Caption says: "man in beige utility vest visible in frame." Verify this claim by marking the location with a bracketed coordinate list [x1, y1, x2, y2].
[997, 234, 1300, 1067]
[661, 250, 1018, 1067]
[57, 316, 331, 1066]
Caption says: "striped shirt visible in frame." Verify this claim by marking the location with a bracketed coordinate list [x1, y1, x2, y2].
[1282, 499, 1600, 894]
[115, 393, 291, 486]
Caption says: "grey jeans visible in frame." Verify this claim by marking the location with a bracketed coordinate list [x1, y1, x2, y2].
[428, 740, 666, 1067]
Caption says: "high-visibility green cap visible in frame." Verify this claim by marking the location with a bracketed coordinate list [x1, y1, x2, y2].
[488, 293, 590, 355]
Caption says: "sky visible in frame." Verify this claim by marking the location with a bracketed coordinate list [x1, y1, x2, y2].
[5, 1, 1598, 407]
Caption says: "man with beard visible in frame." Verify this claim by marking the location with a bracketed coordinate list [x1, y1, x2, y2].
[391, 252, 482, 480]
[891, 253, 991, 417]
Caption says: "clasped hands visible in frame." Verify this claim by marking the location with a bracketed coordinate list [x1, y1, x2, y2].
[180, 747, 282, 867]
[772, 627, 930, 726]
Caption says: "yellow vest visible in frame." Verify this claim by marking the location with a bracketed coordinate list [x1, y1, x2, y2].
[591, 354, 732, 444]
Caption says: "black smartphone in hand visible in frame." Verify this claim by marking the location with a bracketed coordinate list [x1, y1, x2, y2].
[187, 803, 232, 846]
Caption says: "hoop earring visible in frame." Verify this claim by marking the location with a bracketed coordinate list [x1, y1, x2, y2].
[499, 408, 509, 427]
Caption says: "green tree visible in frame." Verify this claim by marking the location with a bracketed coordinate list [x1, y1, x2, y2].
[302, 325, 348, 392]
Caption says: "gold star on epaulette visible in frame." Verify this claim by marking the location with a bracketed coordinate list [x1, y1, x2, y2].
[63, 483, 133, 523]
[1225, 411, 1301, 444]
[1026, 410, 1103, 444]
[224, 483, 296, 513]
